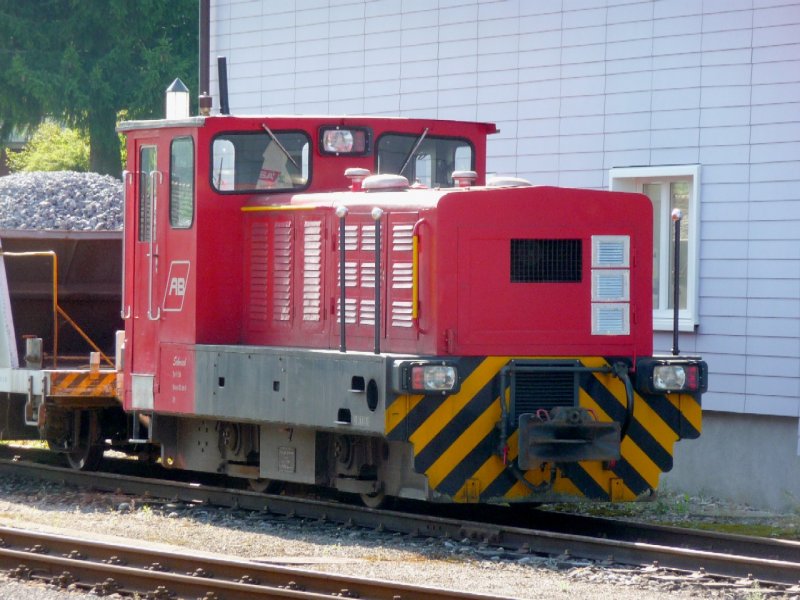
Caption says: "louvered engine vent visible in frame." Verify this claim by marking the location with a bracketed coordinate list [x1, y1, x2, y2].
[511, 363, 578, 422]
[510, 239, 582, 283]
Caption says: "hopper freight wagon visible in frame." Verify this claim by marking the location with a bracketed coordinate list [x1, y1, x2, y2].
[0, 104, 706, 506]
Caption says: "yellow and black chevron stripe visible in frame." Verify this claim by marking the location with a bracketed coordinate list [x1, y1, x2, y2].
[385, 356, 702, 503]
[49, 371, 117, 398]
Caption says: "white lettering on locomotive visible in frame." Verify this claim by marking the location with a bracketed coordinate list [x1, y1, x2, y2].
[168, 277, 186, 297]
[162, 260, 191, 312]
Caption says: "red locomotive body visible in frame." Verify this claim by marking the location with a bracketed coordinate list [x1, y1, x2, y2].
[0, 110, 705, 506]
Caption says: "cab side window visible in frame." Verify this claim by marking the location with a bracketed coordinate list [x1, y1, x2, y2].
[138, 145, 157, 242]
[170, 137, 194, 228]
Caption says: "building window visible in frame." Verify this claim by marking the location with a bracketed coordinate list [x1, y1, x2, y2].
[609, 165, 700, 332]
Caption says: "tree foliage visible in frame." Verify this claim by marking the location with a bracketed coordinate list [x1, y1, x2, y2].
[6, 120, 89, 172]
[0, 0, 197, 176]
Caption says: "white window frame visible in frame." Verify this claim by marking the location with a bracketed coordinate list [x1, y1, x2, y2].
[609, 165, 700, 332]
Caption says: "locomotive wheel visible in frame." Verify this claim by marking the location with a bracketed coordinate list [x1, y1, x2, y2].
[65, 411, 103, 471]
[360, 489, 388, 509]
[66, 442, 104, 471]
[248, 478, 282, 494]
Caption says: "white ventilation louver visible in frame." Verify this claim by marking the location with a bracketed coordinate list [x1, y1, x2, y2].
[592, 304, 630, 336]
[591, 236, 631, 336]
[592, 236, 630, 267]
[592, 270, 629, 302]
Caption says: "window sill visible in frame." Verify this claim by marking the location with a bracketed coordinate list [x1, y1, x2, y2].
[653, 316, 696, 333]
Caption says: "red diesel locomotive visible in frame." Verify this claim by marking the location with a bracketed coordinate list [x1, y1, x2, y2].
[0, 103, 706, 507]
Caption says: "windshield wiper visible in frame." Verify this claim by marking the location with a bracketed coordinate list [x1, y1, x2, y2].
[261, 123, 299, 169]
[398, 127, 429, 176]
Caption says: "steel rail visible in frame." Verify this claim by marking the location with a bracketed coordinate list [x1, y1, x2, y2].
[0, 457, 798, 586]
[0, 526, 508, 600]
[523, 508, 800, 563]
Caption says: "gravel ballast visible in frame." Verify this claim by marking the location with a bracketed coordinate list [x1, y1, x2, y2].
[0, 171, 122, 231]
[0, 475, 779, 600]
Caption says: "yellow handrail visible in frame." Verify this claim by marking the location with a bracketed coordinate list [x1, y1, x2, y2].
[0, 250, 59, 367]
[411, 218, 428, 325]
[0, 250, 111, 368]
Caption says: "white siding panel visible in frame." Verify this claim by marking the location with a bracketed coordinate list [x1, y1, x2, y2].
[563, 25, 607, 47]
[699, 316, 747, 335]
[700, 277, 748, 298]
[751, 103, 800, 125]
[745, 259, 800, 279]
[702, 9, 754, 33]
[747, 356, 800, 378]
[748, 317, 800, 338]
[697, 334, 747, 354]
[654, 0, 702, 18]
[748, 279, 800, 301]
[700, 85, 753, 108]
[563, 8, 607, 29]
[752, 43, 800, 62]
[703, 393, 746, 413]
[744, 395, 799, 418]
[750, 161, 800, 181]
[699, 259, 748, 278]
[607, 2, 653, 24]
[699, 125, 751, 147]
[752, 24, 800, 47]
[754, 4, 800, 26]
[607, 56, 653, 74]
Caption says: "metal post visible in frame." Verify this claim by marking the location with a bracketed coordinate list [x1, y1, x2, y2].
[199, 0, 210, 99]
[335, 206, 348, 352]
[371, 207, 384, 355]
[671, 208, 682, 356]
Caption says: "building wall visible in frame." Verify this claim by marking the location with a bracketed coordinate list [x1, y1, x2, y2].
[663, 412, 800, 511]
[209, 0, 800, 507]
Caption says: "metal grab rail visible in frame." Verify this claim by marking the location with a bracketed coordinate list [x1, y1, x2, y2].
[411, 217, 428, 328]
[120, 170, 132, 319]
[0, 250, 113, 368]
[147, 170, 162, 321]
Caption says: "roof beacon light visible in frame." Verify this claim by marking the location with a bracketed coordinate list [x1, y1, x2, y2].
[452, 170, 477, 187]
[166, 78, 190, 120]
[345, 167, 370, 191]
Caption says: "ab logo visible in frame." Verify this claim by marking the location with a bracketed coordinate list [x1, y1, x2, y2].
[163, 261, 190, 312]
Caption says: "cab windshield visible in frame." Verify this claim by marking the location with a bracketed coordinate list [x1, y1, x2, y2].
[376, 133, 473, 188]
[211, 131, 310, 192]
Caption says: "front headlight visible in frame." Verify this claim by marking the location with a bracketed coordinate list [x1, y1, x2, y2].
[412, 365, 457, 392]
[636, 358, 707, 394]
[653, 365, 692, 391]
[392, 361, 460, 395]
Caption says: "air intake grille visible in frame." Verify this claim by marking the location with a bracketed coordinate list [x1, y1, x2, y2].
[511, 365, 578, 421]
[510, 239, 582, 283]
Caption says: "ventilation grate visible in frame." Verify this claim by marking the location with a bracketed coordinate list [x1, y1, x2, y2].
[511, 365, 577, 422]
[510, 239, 582, 283]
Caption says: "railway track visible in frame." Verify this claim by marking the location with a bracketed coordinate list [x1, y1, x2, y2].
[0, 525, 510, 599]
[0, 453, 798, 592]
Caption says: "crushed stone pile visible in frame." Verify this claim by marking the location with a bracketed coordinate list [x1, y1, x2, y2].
[0, 171, 123, 231]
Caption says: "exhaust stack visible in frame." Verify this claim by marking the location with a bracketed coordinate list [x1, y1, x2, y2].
[218, 56, 230, 115]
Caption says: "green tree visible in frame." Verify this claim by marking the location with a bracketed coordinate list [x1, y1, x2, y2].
[0, 0, 197, 176]
[6, 120, 89, 172]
